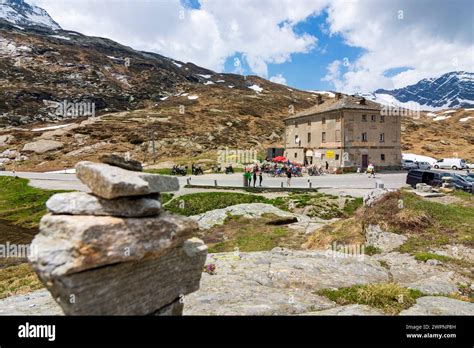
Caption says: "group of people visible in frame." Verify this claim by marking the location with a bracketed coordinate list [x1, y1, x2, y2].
[243, 164, 263, 187]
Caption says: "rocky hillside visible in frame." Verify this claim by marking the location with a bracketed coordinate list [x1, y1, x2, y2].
[403, 108, 474, 161]
[0, 5, 473, 170]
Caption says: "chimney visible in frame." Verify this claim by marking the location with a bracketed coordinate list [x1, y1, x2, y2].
[335, 92, 342, 100]
[359, 97, 366, 105]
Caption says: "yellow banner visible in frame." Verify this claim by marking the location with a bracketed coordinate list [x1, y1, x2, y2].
[326, 150, 335, 159]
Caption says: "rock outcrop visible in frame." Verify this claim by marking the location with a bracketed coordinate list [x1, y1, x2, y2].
[22, 139, 64, 154]
[28, 158, 207, 315]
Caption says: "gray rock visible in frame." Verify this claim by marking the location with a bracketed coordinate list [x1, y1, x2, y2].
[302, 304, 385, 316]
[29, 212, 197, 278]
[363, 188, 390, 207]
[365, 224, 407, 253]
[400, 296, 474, 315]
[42, 239, 207, 315]
[22, 139, 63, 154]
[0, 134, 15, 146]
[374, 252, 466, 295]
[100, 153, 143, 172]
[75, 161, 179, 199]
[184, 248, 389, 315]
[190, 203, 296, 230]
[46, 192, 161, 217]
[0, 290, 63, 315]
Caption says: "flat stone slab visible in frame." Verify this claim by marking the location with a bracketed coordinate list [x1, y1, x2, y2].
[100, 153, 143, 172]
[22, 139, 63, 154]
[29, 212, 197, 279]
[46, 192, 161, 217]
[44, 240, 207, 315]
[190, 203, 296, 229]
[302, 304, 385, 316]
[400, 296, 474, 315]
[75, 161, 179, 199]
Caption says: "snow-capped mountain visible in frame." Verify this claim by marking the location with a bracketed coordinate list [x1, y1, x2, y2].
[373, 71, 474, 110]
[0, 0, 60, 30]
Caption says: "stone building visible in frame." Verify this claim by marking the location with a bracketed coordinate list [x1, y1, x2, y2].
[283, 94, 401, 170]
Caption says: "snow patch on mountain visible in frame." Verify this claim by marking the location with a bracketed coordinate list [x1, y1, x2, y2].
[0, 0, 60, 30]
[374, 71, 474, 110]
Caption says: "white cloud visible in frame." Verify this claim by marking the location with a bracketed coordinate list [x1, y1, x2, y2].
[323, 0, 474, 92]
[32, 0, 327, 77]
[269, 73, 287, 85]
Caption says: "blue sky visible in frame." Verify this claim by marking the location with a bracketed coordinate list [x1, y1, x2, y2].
[34, 0, 474, 93]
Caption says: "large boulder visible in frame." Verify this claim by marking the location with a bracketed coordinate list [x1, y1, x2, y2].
[46, 192, 161, 217]
[365, 224, 407, 253]
[75, 161, 179, 199]
[22, 139, 63, 154]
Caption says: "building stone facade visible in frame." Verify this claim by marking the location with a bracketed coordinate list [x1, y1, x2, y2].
[284, 95, 401, 170]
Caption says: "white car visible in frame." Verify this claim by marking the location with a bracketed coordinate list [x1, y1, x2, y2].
[466, 162, 474, 169]
[433, 158, 467, 170]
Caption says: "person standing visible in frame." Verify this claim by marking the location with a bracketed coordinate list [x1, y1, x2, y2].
[325, 161, 329, 172]
[286, 168, 292, 187]
[259, 170, 263, 187]
[253, 169, 257, 188]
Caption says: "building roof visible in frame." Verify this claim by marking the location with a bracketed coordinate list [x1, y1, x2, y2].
[285, 95, 382, 121]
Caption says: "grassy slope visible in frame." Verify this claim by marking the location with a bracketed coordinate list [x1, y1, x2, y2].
[0, 176, 65, 299]
[0, 176, 66, 229]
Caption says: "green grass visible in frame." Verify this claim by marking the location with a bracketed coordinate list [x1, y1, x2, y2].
[163, 192, 272, 216]
[342, 197, 363, 216]
[208, 225, 289, 253]
[316, 283, 425, 315]
[364, 245, 382, 256]
[0, 177, 67, 228]
[413, 252, 451, 263]
[0, 263, 43, 299]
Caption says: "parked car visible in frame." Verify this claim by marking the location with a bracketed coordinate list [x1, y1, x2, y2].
[465, 163, 474, 169]
[433, 158, 467, 170]
[406, 170, 473, 192]
[460, 173, 474, 183]
[402, 160, 417, 170]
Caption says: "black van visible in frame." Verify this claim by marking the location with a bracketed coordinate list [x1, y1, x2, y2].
[406, 170, 473, 192]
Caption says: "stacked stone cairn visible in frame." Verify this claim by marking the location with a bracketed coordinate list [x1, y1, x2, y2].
[28, 154, 207, 315]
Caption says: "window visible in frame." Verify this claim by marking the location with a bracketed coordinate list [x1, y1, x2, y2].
[380, 133, 385, 143]
[322, 132, 326, 143]
[335, 154, 340, 160]
[294, 135, 299, 144]
[362, 115, 367, 122]
[322, 117, 326, 124]
[371, 115, 376, 122]
[362, 132, 368, 142]
[307, 120, 311, 126]
[307, 132, 311, 143]
[294, 152, 298, 158]
[380, 115, 385, 123]
[381, 154, 386, 161]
